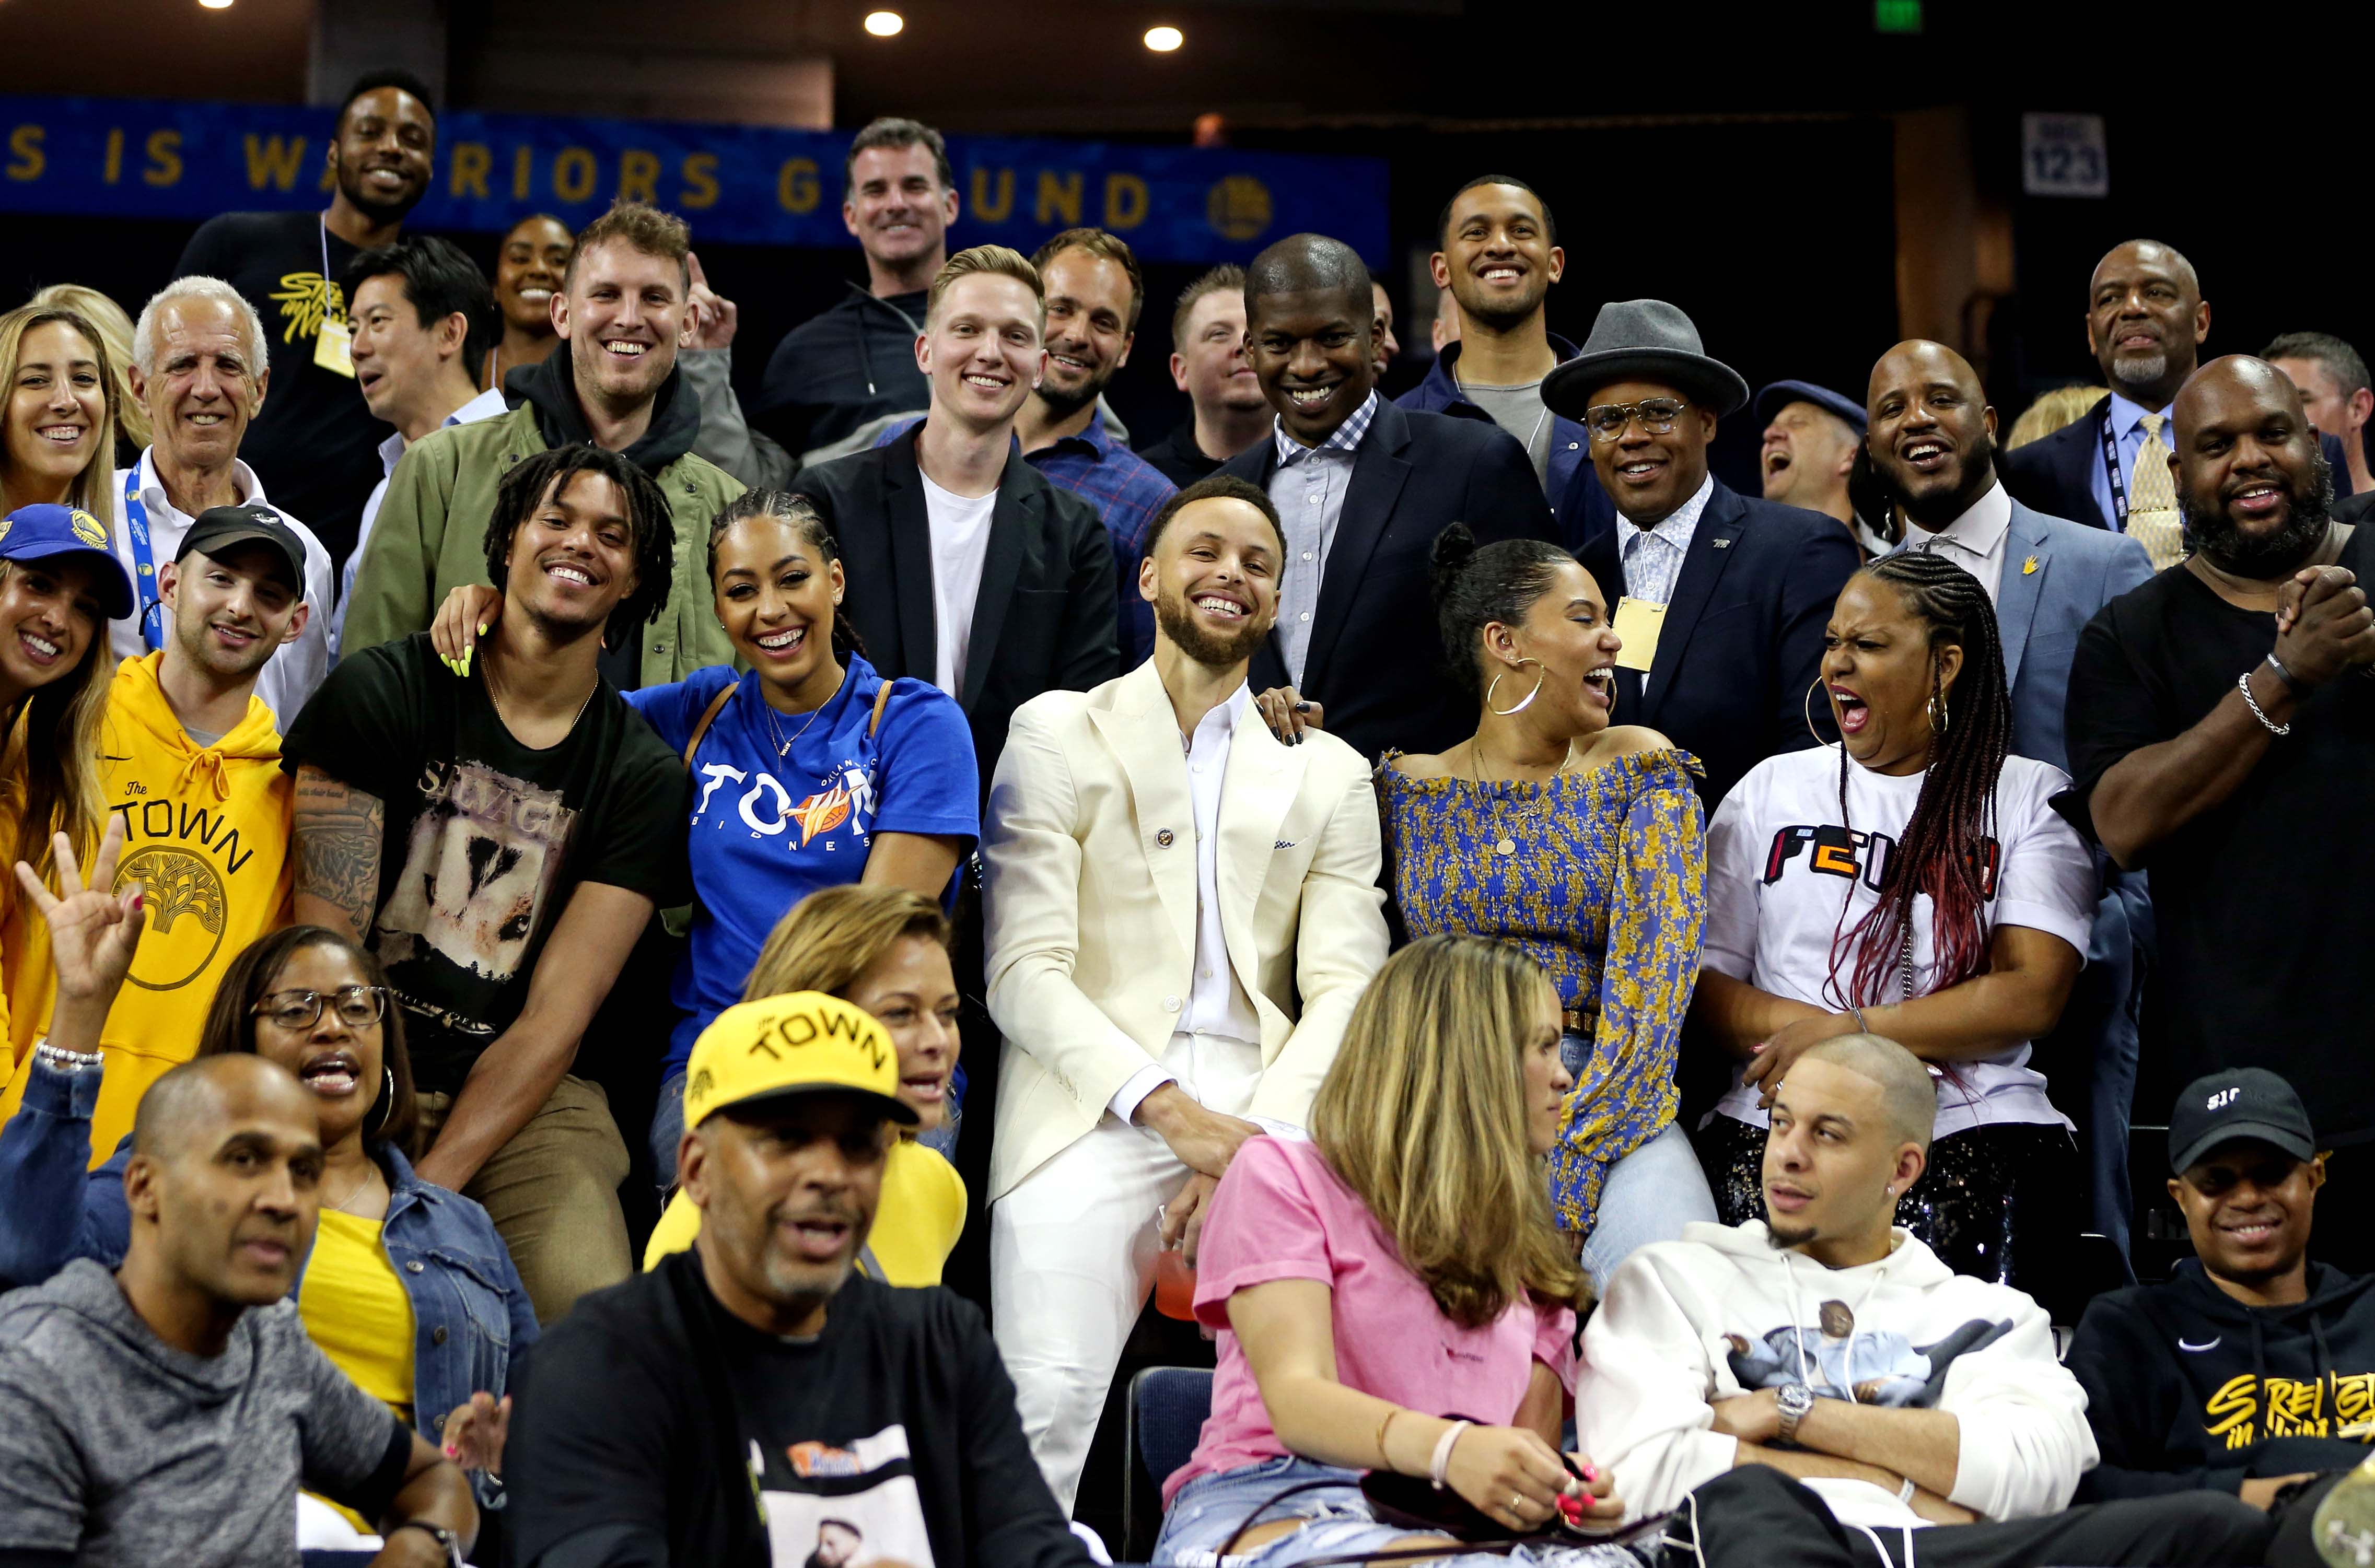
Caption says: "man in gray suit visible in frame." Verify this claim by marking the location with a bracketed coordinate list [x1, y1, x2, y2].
[1864, 340, 2154, 1261]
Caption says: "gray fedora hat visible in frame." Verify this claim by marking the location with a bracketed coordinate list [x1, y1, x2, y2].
[1543, 299, 1750, 420]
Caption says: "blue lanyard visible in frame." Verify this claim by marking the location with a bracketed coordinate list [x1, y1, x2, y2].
[2097, 409, 2130, 528]
[122, 464, 165, 650]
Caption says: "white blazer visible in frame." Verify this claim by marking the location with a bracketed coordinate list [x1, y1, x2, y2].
[981, 659, 1389, 1199]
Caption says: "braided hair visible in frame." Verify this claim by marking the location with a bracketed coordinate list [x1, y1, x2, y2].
[705, 489, 866, 660]
[482, 444, 675, 652]
[1826, 550, 2012, 1009]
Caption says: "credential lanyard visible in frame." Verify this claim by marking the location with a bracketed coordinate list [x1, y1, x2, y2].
[122, 464, 165, 650]
[2098, 411, 2130, 528]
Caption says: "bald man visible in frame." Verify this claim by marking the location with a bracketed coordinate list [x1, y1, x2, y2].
[0, 1056, 476, 1565]
[2004, 239, 2354, 556]
[1865, 338, 2156, 1260]
[2068, 356, 2375, 1272]
[1578, 1035, 2276, 1568]
[1220, 231, 1556, 761]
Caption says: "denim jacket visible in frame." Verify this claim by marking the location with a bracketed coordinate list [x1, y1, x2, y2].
[1395, 334, 1613, 553]
[0, 1056, 535, 1497]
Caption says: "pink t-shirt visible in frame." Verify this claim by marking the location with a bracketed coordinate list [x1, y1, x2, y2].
[1162, 1135, 1578, 1507]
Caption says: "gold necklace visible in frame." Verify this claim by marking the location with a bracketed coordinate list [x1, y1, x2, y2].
[1469, 737, 1582, 857]
[324, 1164, 381, 1217]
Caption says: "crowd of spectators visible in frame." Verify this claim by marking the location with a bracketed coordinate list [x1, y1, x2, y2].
[0, 71, 2370, 1568]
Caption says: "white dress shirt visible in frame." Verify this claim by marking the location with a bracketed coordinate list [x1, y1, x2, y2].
[335, 385, 510, 653]
[1108, 685, 1265, 1123]
[108, 450, 335, 729]
[1902, 478, 2014, 603]
[920, 471, 998, 698]
[1618, 472, 1715, 607]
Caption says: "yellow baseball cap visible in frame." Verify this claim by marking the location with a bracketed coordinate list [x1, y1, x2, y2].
[681, 993, 919, 1129]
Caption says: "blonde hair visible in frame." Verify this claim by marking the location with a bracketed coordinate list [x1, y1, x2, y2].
[927, 244, 1043, 329]
[30, 286, 148, 451]
[1310, 935, 1587, 1328]
[743, 884, 953, 1003]
[0, 305, 123, 518]
[565, 200, 691, 292]
[2006, 384, 2109, 450]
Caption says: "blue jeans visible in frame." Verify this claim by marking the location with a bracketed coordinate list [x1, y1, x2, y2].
[1578, 1121, 1716, 1296]
[1155, 1457, 1639, 1566]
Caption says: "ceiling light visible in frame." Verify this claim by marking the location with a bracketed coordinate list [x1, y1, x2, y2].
[864, 9, 903, 36]
[1144, 24, 1183, 51]
[199, 0, 234, 8]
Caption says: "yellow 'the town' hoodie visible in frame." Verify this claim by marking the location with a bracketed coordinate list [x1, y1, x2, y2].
[0, 655, 294, 1163]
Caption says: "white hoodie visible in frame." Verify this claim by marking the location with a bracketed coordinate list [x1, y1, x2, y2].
[1578, 1220, 2094, 1530]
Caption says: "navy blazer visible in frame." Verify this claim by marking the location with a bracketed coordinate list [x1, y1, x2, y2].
[1578, 478, 1861, 806]
[2002, 396, 2355, 527]
[1394, 336, 1615, 553]
[796, 429, 1123, 794]
[1221, 398, 1557, 761]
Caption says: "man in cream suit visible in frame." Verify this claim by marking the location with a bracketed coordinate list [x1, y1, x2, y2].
[982, 473, 1390, 1510]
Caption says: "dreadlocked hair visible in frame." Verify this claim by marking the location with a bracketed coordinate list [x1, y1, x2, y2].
[1826, 550, 2011, 1010]
[482, 446, 675, 653]
[705, 490, 867, 661]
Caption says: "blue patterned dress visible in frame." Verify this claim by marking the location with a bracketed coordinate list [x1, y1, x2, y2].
[1380, 748, 1707, 1237]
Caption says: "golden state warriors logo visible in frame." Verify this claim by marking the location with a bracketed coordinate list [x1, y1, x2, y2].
[115, 845, 228, 992]
[1207, 175, 1273, 242]
[69, 508, 108, 547]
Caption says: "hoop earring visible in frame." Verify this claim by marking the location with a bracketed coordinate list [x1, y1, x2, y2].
[1803, 677, 1842, 749]
[363, 1066, 395, 1139]
[1485, 658, 1546, 717]
[1927, 692, 1949, 736]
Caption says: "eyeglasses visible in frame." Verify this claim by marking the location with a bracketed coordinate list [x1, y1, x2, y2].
[1582, 397, 1691, 442]
[251, 986, 391, 1032]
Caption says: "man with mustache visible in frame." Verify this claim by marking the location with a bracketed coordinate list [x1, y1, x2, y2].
[0, 1054, 476, 1567]
[2066, 355, 2375, 1271]
[0, 507, 309, 1164]
[2001, 240, 2353, 569]
[1222, 231, 1556, 762]
[1398, 175, 1612, 545]
[507, 994, 1095, 1567]
[174, 72, 437, 572]
[981, 475, 1389, 1510]
[1862, 340, 2155, 1257]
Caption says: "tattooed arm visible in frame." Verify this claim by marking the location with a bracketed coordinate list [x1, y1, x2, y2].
[293, 765, 386, 943]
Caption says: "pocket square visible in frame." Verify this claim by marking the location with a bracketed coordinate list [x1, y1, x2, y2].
[1274, 839, 1299, 850]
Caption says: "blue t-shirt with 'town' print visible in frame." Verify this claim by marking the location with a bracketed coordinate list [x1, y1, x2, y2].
[625, 653, 979, 1076]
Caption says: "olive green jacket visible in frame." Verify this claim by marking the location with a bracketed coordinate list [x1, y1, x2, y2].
[340, 401, 744, 686]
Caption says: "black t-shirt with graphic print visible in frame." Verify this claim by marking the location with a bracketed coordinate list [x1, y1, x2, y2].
[280, 633, 690, 1092]
[175, 209, 391, 569]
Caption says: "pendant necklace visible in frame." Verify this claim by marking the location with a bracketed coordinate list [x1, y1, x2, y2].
[1470, 738, 1580, 857]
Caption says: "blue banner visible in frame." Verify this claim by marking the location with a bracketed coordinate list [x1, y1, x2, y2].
[0, 94, 1386, 265]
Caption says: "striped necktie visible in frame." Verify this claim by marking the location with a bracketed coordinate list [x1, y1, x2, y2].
[2127, 412, 2187, 572]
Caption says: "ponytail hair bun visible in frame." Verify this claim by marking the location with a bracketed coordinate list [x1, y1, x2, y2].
[1429, 521, 1482, 614]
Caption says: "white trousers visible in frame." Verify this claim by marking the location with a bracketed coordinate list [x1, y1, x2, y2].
[992, 1031, 1263, 1514]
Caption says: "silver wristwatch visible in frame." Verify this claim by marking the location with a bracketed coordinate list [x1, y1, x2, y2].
[1775, 1382, 1817, 1445]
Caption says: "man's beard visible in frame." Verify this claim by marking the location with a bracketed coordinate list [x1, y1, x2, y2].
[337, 161, 425, 226]
[1155, 589, 1266, 668]
[2184, 453, 2335, 577]
[1766, 1219, 1816, 1249]
[2111, 347, 2169, 391]
[1895, 432, 1997, 530]
[1454, 276, 1551, 335]
[1034, 361, 1113, 424]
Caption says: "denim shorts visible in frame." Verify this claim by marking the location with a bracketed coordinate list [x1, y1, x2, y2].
[1154, 1456, 1644, 1568]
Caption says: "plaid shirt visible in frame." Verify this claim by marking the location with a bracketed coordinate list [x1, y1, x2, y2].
[1269, 392, 1382, 685]
[877, 412, 1175, 663]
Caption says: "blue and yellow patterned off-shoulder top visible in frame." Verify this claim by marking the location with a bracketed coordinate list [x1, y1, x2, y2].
[1379, 746, 1707, 1238]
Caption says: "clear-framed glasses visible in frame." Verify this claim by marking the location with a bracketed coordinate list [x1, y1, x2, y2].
[251, 985, 392, 1032]
[1583, 396, 1690, 442]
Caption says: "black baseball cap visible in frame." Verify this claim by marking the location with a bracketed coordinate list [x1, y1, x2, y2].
[2168, 1068, 2318, 1175]
[179, 505, 307, 600]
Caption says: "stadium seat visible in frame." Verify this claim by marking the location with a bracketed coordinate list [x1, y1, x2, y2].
[1124, 1365, 1214, 1558]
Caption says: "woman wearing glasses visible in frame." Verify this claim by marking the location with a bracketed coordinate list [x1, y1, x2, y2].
[0, 822, 531, 1516]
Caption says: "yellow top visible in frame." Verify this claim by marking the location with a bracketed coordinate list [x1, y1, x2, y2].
[299, 1208, 417, 1535]
[643, 1136, 968, 1285]
[0, 656, 295, 1162]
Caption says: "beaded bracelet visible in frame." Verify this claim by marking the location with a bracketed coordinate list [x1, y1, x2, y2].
[32, 1040, 103, 1072]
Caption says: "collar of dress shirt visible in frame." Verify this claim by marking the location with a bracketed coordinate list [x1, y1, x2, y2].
[2106, 389, 2177, 442]
[1626, 470, 1715, 539]
[1903, 476, 2011, 560]
[380, 385, 513, 477]
[1273, 390, 1381, 466]
[136, 447, 265, 518]
[1184, 683, 1253, 750]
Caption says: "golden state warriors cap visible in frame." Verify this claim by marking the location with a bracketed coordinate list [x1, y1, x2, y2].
[0, 504, 135, 618]
[681, 992, 919, 1129]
